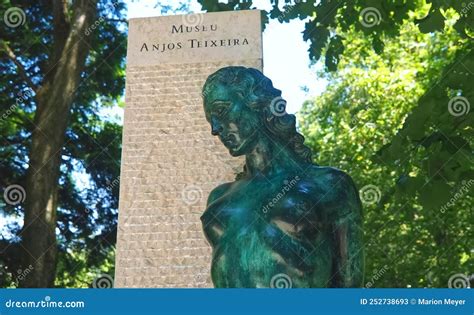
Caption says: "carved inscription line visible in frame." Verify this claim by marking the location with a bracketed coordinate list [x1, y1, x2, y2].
[139, 23, 250, 53]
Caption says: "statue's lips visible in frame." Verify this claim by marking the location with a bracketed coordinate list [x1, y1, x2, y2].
[222, 139, 234, 147]
[220, 136, 236, 147]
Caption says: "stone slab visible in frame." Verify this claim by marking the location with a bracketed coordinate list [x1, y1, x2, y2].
[115, 10, 263, 288]
[127, 10, 262, 66]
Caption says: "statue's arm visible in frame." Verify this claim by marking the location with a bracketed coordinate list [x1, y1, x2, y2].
[328, 171, 364, 287]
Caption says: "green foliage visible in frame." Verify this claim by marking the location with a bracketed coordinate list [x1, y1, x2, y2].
[299, 13, 472, 287]
[55, 247, 115, 288]
[200, 0, 474, 70]
[201, 0, 473, 287]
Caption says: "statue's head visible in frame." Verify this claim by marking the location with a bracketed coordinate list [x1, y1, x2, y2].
[202, 66, 312, 162]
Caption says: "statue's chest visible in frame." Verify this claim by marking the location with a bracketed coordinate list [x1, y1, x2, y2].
[203, 179, 322, 238]
[206, 183, 269, 229]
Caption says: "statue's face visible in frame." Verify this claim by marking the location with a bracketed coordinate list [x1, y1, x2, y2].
[204, 83, 260, 156]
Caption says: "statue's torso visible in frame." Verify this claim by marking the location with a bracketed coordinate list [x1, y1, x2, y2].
[201, 167, 344, 288]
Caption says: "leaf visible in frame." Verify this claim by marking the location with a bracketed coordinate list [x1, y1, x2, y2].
[418, 180, 452, 210]
[397, 175, 423, 197]
[325, 36, 345, 71]
[269, 6, 283, 20]
[305, 25, 330, 61]
[416, 8, 445, 33]
[372, 36, 385, 54]
[403, 106, 430, 141]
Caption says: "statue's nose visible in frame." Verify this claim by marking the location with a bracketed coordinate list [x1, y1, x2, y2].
[211, 117, 223, 136]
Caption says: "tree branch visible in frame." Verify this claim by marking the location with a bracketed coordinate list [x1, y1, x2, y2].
[106, 18, 128, 23]
[0, 41, 38, 93]
[46, 0, 71, 83]
[53, 0, 70, 27]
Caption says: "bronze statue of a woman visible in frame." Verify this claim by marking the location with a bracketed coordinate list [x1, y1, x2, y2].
[201, 66, 364, 288]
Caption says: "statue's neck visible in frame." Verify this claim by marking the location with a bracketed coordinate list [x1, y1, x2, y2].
[244, 134, 301, 178]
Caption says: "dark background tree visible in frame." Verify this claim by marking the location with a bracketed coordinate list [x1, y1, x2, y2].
[0, 0, 126, 287]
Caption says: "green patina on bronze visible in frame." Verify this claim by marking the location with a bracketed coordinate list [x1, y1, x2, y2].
[201, 66, 364, 288]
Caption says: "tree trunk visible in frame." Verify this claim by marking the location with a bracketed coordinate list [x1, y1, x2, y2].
[19, 0, 97, 288]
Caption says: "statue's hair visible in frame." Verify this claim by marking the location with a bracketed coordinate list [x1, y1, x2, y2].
[202, 66, 312, 165]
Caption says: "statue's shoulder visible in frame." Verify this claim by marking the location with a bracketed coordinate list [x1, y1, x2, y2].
[301, 165, 361, 216]
[298, 165, 359, 204]
[303, 165, 355, 187]
[206, 182, 233, 205]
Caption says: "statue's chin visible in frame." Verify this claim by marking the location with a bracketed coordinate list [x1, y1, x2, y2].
[227, 143, 249, 157]
[226, 136, 256, 157]
[228, 147, 242, 157]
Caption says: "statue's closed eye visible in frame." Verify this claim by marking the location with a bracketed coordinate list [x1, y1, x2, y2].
[213, 103, 230, 117]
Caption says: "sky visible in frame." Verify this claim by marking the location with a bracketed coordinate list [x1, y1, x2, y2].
[126, 0, 327, 114]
